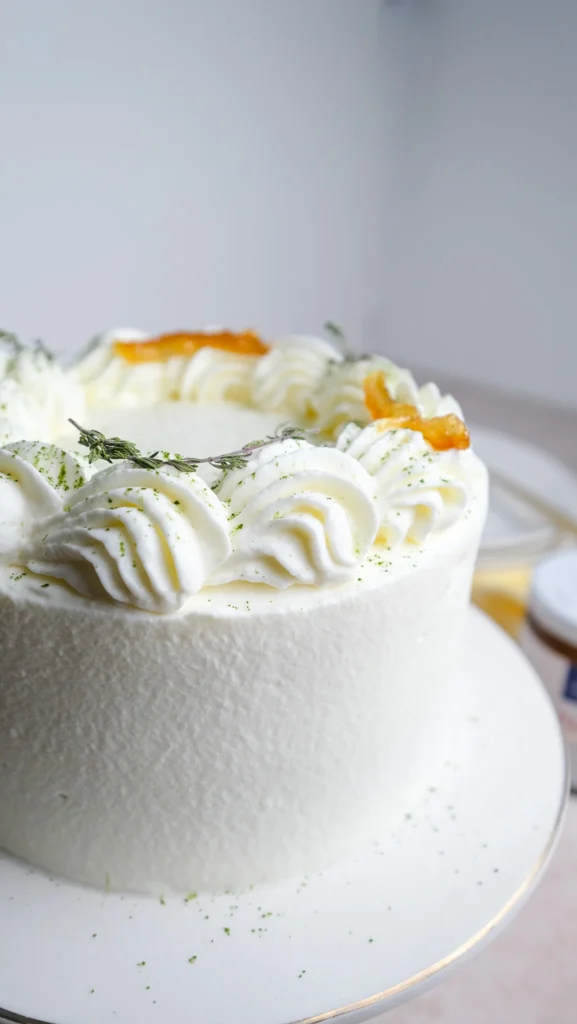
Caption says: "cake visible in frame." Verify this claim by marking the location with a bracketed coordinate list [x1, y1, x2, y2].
[0, 326, 488, 893]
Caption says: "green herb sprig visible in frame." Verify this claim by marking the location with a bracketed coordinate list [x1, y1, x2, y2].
[0, 329, 55, 364]
[68, 419, 308, 474]
[324, 321, 366, 362]
[0, 330, 24, 357]
[33, 338, 55, 362]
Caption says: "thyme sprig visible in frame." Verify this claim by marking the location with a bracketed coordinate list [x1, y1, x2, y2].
[324, 321, 367, 362]
[33, 338, 55, 362]
[0, 329, 55, 364]
[68, 419, 308, 474]
[0, 330, 24, 355]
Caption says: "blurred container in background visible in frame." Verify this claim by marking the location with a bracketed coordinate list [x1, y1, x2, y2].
[520, 551, 577, 787]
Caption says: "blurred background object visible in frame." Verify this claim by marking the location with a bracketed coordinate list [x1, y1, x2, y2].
[1, 2, 576, 1023]
[520, 550, 577, 785]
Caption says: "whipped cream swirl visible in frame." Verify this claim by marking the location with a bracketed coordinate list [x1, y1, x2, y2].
[28, 464, 232, 612]
[336, 422, 470, 547]
[312, 358, 462, 436]
[74, 328, 345, 417]
[72, 328, 164, 408]
[252, 335, 342, 418]
[174, 346, 257, 405]
[74, 327, 261, 409]
[394, 379, 463, 419]
[0, 381, 32, 443]
[0, 344, 85, 439]
[0, 443, 88, 560]
[210, 438, 378, 588]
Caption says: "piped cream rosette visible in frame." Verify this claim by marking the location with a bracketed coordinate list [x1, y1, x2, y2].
[0, 327, 483, 612]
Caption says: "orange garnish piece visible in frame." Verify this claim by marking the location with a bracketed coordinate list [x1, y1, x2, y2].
[374, 415, 420, 431]
[363, 371, 470, 451]
[113, 330, 269, 364]
[363, 370, 396, 419]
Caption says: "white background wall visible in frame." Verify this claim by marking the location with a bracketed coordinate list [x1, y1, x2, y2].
[1, 1, 576, 408]
[385, 0, 577, 408]
[0, 0, 388, 353]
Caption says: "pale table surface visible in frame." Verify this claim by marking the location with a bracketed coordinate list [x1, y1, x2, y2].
[2, 380, 576, 1024]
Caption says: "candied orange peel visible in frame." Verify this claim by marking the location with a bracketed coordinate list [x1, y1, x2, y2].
[113, 330, 269, 364]
[363, 371, 470, 451]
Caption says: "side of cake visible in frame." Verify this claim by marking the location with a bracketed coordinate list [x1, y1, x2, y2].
[0, 327, 488, 893]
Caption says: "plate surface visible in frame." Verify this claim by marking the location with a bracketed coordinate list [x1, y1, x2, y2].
[471, 424, 577, 566]
[0, 609, 567, 1024]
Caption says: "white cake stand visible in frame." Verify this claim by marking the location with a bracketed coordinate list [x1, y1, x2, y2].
[0, 608, 567, 1024]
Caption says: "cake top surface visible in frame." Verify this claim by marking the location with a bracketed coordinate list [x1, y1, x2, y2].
[0, 326, 486, 614]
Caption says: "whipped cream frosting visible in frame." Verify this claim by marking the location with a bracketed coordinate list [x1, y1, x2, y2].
[252, 334, 342, 418]
[0, 381, 34, 443]
[28, 463, 232, 612]
[0, 323, 489, 894]
[211, 438, 378, 587]
[73, 327, 261, 408]
[0, 476, 487, 892]
[72, 328, 163, 408]
[312, 357, 463, 435]
[73, 328, 345, 417]
[336, 422, 471, 546]
[0, 327, 480, 613]
[0, 443, 88, 560]
[0, 339, 85, 440]
[174, 347, 257, 405]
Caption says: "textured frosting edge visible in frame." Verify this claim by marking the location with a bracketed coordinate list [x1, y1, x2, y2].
[1, 453, 488, 617]
[0, 329, 487, 612]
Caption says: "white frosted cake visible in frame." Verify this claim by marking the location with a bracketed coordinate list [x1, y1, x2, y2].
[0, 327, 488, 893]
